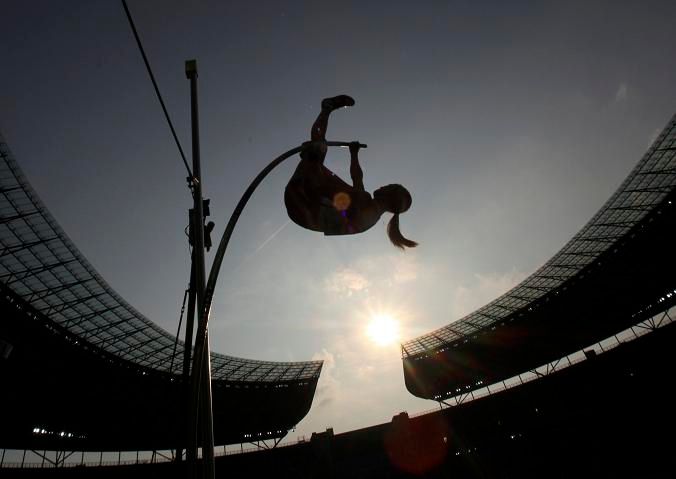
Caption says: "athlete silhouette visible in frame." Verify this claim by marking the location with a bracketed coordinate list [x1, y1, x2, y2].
[284, 95, 417, 249]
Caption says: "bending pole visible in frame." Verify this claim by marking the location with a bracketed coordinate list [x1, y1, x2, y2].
[201, 141, 367, 322]
[188, 141, 365, 475]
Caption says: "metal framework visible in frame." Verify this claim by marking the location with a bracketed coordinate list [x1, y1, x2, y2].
[0, 132, 322, 383]
[402, 113, 676, 357]
[407, 304, 675, 410]
[0, 448, 179, 469]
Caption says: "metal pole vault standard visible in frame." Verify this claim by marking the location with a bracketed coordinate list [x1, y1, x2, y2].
[185, 59, 215, 479]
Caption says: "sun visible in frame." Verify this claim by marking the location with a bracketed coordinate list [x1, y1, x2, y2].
[366, 314, 400, 346]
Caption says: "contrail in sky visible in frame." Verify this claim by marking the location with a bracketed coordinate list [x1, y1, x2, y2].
[254, 220, 291, 254]
[231, 220, 291, 274]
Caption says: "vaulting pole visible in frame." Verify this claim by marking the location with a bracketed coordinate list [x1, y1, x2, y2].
[201, 141, 366, 323]
[185, 140, 364, 477]
[185, 59, 215, 479]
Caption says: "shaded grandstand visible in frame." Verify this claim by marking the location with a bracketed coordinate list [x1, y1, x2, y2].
[4, 306, 674, 477]
[402, 113, 676, 402]
[0, 132, 322, 452]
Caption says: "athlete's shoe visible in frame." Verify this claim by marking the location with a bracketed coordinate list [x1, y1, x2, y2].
[321, 95, 355, 111]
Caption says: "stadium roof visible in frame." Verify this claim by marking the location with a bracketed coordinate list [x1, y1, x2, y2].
[0, 132, 322, 450]
[0, 132, 321, 383]
[402, 112, 676, 400]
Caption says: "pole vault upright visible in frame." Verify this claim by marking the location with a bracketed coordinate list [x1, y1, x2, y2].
[185, 59, 216, 479]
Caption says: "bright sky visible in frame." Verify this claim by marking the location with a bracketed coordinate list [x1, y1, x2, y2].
[1, 0, 675, 442]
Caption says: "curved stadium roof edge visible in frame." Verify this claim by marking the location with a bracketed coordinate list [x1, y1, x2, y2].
[402, 112, 676, 357]
[0, 132, 322, 383]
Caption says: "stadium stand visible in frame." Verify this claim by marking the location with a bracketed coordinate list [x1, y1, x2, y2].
[402, 113, 676, 401]
[0, 132, 322, 451]
[3, 308, 673, 477]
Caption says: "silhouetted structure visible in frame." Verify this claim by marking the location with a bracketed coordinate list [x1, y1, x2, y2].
[402, 113, 676, 401]
[0, 133, 322, 452]
[3, 311, 674, 477]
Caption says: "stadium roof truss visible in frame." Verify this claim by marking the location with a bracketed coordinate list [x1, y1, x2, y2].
[402, 113, 676, 356]
[0, 133, 322, 383]
[401, 115, 676, 398]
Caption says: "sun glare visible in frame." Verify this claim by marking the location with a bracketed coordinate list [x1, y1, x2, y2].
[366, 314, 400, 346]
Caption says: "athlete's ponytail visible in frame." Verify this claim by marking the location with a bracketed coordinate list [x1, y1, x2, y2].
[387, 213, 418, 250]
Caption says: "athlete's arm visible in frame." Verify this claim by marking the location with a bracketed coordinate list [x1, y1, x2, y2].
[349, 142, 365, 191]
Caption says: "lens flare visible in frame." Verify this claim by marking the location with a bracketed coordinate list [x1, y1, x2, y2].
[366, 314, 400, 346]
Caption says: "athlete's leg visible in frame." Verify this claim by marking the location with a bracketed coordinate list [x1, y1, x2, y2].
[349, 142, 365, 191]
[285, 181, 321, 231]
[287, 95, 356, 231]
[310, 95, 355, 141]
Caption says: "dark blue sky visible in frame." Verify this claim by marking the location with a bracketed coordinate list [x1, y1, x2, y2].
[2, 0, 675, 439]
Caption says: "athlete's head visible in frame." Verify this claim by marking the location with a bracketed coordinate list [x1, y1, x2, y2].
[374, 184, 418, 250]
